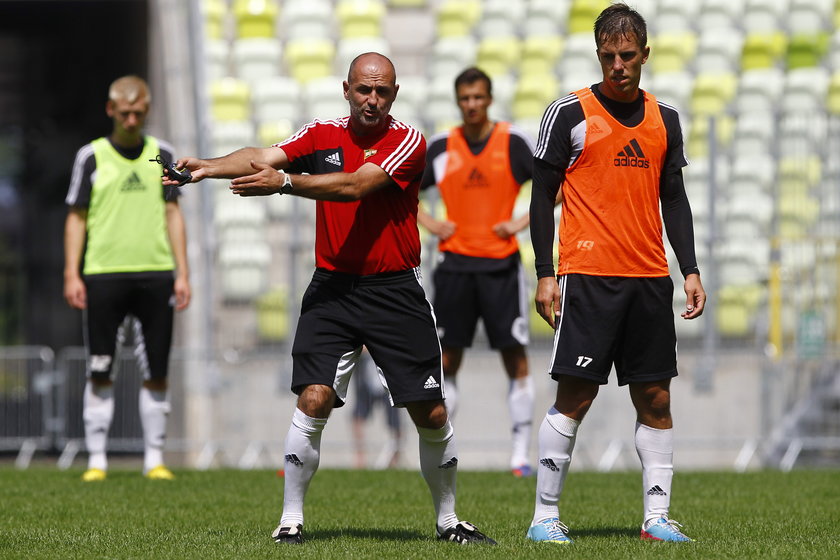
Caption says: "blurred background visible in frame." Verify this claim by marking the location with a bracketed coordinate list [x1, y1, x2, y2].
[0, 0, 838, 472]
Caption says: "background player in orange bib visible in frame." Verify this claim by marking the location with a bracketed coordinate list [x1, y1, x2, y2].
[526, 3, 706, 544]
[418, 67, 536, 477]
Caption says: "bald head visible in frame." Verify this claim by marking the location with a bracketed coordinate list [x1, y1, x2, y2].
[108, 75, 150, 106]
[347, 52, 396, 85]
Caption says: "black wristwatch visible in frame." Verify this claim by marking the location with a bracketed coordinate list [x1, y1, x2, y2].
[279, 172, 293, 194]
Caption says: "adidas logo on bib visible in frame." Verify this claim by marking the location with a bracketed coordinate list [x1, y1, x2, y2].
[424, 376, 440, 389]
[324, 152, 342, 167]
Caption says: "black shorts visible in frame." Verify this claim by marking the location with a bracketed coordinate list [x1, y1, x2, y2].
[291, 268, 444, 407]
[549, 274, 678, 386]
[432, 253, 529, 349]
[83, 273, 175, 381]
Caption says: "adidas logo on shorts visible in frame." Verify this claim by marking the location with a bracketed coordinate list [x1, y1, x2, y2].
[424, 376, 440, 389]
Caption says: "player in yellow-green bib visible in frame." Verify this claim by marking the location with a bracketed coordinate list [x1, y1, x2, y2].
[63, 75, 191, 482]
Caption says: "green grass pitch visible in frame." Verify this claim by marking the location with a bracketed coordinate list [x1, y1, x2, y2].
[1, 467, 838, 559]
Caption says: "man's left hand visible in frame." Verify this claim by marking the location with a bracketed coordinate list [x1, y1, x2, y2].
[681, 273, 706, 319]
[230, 161, 282, 196]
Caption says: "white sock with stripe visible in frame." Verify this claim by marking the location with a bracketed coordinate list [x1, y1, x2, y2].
[635, 422, 674, 529]
[444, 376, 458, 420]
[508, 375, 535, 468]
[83, 381, 113, 471]
[139, 387, 170, 473]
[280, 409, 327, 527]
[416, 420, 459, 531]
[532, 407, 579, 525]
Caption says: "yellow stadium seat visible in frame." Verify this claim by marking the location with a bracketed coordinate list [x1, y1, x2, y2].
[827, 71, 840, 115]
[232, 0, 278, 38]
[740, 32, 787, 70]
[686, 114, 734, 158]
[209, 78, 251, 121]
[786, 32, 829, 69]
[436, 0, 481, 37]
[520, 35, 564, 76]
[257, 120, 296, 147]
[716, 283, 765, 338]
[513, 73, 559, 120]
[568, 0, 609, 33]
[285, 39, 336, 84]
[201, 0, 226, 40]
[690, 73, 737, 116]
[476, 36, 521, 78]
[256, 285, 290, 341]
[778, 193, 821, 238]
[650, 32, 697, 74]
[336, 0, 386, 38]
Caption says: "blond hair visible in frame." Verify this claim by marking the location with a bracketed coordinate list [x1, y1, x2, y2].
[108, 75, 151, 105]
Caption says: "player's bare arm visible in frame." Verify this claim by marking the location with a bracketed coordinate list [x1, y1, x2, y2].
[417, 206, 456, 240]
[681, 273, 706, 320]
[492, 213, 530, 239]
[63, 208, 88, 310]
[231, 161, 396, 201]
[164, 146, 288, 185]
[165, 201, 191, 311]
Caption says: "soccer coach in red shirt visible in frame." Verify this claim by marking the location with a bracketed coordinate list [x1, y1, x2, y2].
[168, 53, 495, 546]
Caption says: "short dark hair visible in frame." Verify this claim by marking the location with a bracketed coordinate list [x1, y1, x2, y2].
[593, 2, 647, 49]
[453, 67, 492, 97]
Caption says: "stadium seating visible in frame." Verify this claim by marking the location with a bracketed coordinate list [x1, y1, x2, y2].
[305, 76, 350, 121]
[429, 36, 478, 80]
[336, 0, 386, 38]
[251, 76, 302, 124]
[282, 0, 333, 40]
[284, 38, 336, 83]
[690, 72, 737, 116]
[524, 0, 570, 36]
[232, 0, 278, 38]
[697, 0, 746, 31]
[336, 36, 391, 76]
[740, 32, 787, 70]
[743, 0, 787, 32]
[786, 32, 830, 69]
[201, 0, 227, 40]
[198, 0, 840, 344]
[476, 36, 521, 78]
[231, 38, 282, 84]
[568, 0, 610, 34]
[649, 31, 697, 74]
[209, 78, 251, 121]
[435, 0, 480, 37]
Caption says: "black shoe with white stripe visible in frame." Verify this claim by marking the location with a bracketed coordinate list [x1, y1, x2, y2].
[272, 523, 303, 544]
[436, 521, 497, 544]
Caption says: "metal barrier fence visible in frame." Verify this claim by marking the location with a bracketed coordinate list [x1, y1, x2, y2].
[0, 346, 55, 464]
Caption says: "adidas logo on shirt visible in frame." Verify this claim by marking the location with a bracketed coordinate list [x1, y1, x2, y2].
[424, 376, 440, 389]
[614, 138, 650, 168]
[121, 171, 145, 191]
[324, 152, 342, 167]
[646, 485, 668, 496]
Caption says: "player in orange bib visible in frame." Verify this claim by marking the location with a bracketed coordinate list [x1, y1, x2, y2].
[418, 67, 536, 477]
[526, 3, 706, 545]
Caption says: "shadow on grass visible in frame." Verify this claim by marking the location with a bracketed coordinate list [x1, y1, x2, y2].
[308, 527, 429, 542]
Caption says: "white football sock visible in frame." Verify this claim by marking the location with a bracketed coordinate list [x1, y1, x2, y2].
[416, 420, 459, 531]
[83, 381, 114, 471]
[444, 376, 458, 420]
[635, 422, 674, 528]
[139, 387, 170, 473]
[280, 409, 327, 527]
[533, 407, 579, 525]
[508, 375, 535, 468]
